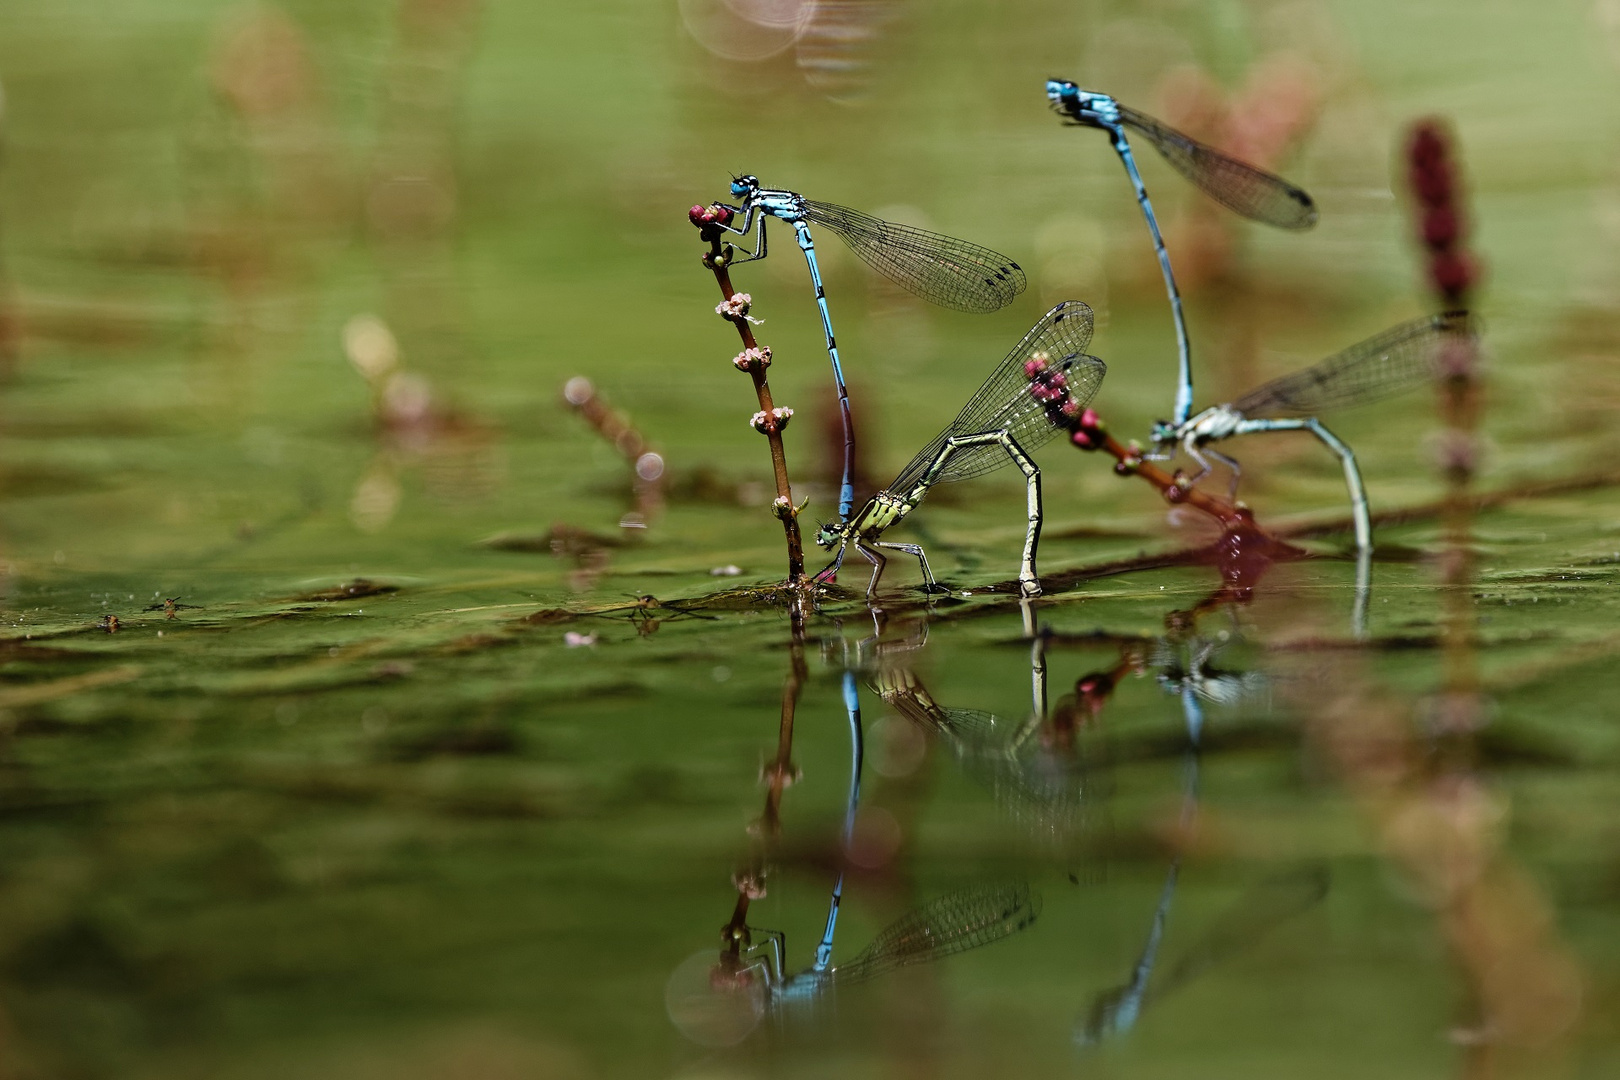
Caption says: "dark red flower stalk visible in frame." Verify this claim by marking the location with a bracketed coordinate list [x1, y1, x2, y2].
[1404, 119, 1484, 717]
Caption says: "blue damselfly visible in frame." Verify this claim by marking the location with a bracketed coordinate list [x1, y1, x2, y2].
[1077, 866, 1329, 1046]
[1151, 311, 1475, 553]
[807, 670, 865, 973]
[1045, 81, 1316, 428]
[815, 301, 1105, 598]
[742, 881, 1041, 1012]
[716, 176, 1028, 518]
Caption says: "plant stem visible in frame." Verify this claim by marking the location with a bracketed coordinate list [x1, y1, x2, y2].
[1069, 409, 1248, 527]
[691, 206, 806, 584]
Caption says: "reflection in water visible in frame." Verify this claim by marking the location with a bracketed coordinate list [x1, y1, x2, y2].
[737, 880, 1040, 1010]
[670, 610, 1044, 1046]
[1078, 865, 1331, 1047]
[1071, 613, 1326, 1048]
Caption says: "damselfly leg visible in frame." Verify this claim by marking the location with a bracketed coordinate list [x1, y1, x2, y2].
[816, 302, 1103, 598]
[714, 204, 768, 265]
[1231, 416, 1370, 549]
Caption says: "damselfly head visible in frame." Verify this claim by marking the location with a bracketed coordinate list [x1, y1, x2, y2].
[730, 175, 760, 198]
[1046, 81, 1109, 125]
[814, 520, 846, 549]
[1151, 419, 1178, 444]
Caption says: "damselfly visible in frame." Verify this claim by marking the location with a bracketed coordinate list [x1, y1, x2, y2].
[1150, 311, 1475, 551]
[741, 881, 1041, 1010]
[808, 670, 865, 974]
[716, 175, 1028, 518]
[1045, 81, 1316, 428]
[815, 301, 1105, 598]
[1077, 866, 1329, 1046]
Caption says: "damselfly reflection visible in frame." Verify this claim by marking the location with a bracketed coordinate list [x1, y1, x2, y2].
[737, 880, 1041, 1009]
[1076, 866, 1329, 1046]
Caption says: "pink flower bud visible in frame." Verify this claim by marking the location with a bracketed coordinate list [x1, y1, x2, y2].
[750, 406, 793, 434]
[731, 345, 773, 371]
[1031, 379, 1065, 403]
[1430, 250, 1475, 298]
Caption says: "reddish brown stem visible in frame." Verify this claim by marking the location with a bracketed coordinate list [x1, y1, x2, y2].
[1069, 408, 1248, 528]
[691, 206, 806, 584]
[721, 627, 806, 951]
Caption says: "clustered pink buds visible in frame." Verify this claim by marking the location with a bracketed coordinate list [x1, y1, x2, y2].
[1407, 121, 1479, 308]
[750, 406, 793, 434]
[687, 203, 735, 230]
[1023, 349, 1104, 445]
[716, 293, 761, 324]
[732, 345, 772, 372]
[1068, 408, 1106, 450]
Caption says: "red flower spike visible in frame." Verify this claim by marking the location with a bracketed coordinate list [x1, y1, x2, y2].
[1079, 408, 1102, 430]
[688, 205, 708, 226]
[1423, 206, 1459, 249]
[1412, 166, 1453, 205]
[1071, 428, 1097, 450]
[1431, 250, 1475, 298]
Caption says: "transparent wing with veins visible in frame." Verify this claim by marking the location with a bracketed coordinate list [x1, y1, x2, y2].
[803, 199, 1027, 313]
[826, 881, 1041, 986]
[1116, 104, 1317, 231]
[1230, 311, 1475, 419]
[889, 301, 1104, 493]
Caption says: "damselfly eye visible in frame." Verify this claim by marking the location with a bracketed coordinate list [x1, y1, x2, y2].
[730, 180, 748, 196]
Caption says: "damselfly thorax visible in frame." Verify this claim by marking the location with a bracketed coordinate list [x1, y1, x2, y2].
[856, 491, 912, 537]
[1171, 405, 1244, 447]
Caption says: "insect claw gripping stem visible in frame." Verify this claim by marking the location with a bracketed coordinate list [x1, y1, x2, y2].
[691, 203, 807, 590]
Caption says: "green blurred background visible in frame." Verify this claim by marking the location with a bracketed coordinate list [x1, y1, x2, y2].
[0, 1, 1618, 1077]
